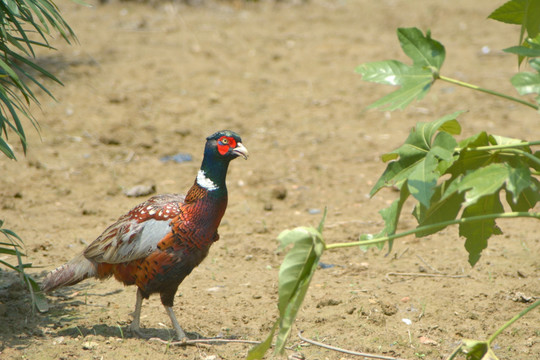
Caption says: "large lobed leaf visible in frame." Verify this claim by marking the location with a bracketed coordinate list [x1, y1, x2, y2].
[370, 111, 463, 197]
[355, 27, 445, 110]
[371, 114, 539, 265]
[489, 0, 540, 44]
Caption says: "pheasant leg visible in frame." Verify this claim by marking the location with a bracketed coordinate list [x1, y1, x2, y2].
[129, 288, 146, 338]
[165, 306, 187, 340]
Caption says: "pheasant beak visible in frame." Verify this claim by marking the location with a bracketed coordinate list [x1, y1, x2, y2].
[233, 142, 249, 160]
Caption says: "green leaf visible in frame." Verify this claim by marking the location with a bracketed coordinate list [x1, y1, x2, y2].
[505, 162, 532, 202]
[413, 188, 465, 237]
[372, 185, 410, 251]
[371, 112, 463, 196]
[530, 151, 540, 171]
[246, 322, 277, 360]
[459, 131, 491, 149]
[276, 228, 323, 316]
[488, 0, 540, 44]
[460, 194, 504, 266]
[356, 60, 434, 111]
[408, 152, 438, 207]
[397, 27, 446, 69]
[0, 136, 16, 159]
[355, 27, 447, 111]
[431, 131, 459, 172]
[443, 163, 509, 207]
[4, 0, 20, 15]
[511, 68, 540, 96]
[0, 247, 18, 255]
[488, 0, 527, 25]
[272, 223, 325, 354]
[506, 177, 540, 211]
[27, 277, 49, 313]
[524, 0, 540, 39]
[503, 43, 540, 57]
[488, 134, 530, 147]
[461, 339, 500, 360]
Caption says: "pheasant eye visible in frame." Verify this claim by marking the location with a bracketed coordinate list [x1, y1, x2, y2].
[217, 137, 230, 155]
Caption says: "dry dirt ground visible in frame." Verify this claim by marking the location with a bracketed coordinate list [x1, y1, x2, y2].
[0, 0, 539, 359]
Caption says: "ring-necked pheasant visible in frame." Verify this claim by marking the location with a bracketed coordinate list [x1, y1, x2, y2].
[41, 130, 248, 340]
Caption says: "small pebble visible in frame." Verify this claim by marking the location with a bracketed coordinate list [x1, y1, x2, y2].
[82, 341, 98, 350]
[99, 136, 121, 146]
[402, 318, 412, 325]
[124, 184, 156, 197]
[271, 186, 287, 200]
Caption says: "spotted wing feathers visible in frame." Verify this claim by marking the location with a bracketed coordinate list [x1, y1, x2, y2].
[84, 194, 185, 264]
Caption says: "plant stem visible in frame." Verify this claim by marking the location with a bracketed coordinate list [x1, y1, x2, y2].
[468, 140, 540, 151]
[499, 148, 540, 168]
[487, 298, 540, 345]
[445, 343, 463, 360]
[325, 212, 540, 250]
[438, 75, 539, 110]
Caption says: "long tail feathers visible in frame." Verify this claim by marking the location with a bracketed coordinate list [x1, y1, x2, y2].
[41, 254, 97, 292]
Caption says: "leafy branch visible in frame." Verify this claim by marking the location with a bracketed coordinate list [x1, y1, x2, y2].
[0, 0, 76, 313]
[448, 299, 540, 360]
[249, 1, 540, 359]
[0, 0, 77, 159]
[0, 220, 48, 312]
[326, 211, 540, 250]
[355, 27, 540, 111]
[437, 75, 538, 110]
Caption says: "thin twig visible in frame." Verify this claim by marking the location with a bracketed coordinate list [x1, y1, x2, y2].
[387, 272, 469, 278]
[385, 272, 469, 282]
[325, 220, 380, 228]
[149, 337, 262, 347]
[416, 255, 442, 274]
[297, 331, 408, 360]
[396, 247, 409, 259]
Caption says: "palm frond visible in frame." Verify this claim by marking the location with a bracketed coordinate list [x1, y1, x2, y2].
[0, 0, 75, 159]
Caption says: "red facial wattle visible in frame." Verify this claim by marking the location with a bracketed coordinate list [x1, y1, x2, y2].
[217, 136, 236, 155]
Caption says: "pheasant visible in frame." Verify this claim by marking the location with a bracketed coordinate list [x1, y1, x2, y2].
[41, 130, 248, 340]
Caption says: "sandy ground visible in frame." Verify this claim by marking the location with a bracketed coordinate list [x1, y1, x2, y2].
[0, 0, 539, 359]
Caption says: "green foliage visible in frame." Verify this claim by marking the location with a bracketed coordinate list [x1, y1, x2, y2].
[0, 220, 48, 312]
[488, 0, 540, 45]
[375, 114, 539, 265]
[504, 34, 540, 57]
[449, 299, 540, 360]
[510, 58, 540, 106]
[250, 3, 540, 360]
[355, 28, 445, 110]
[0, 0, 72, 313]
[357, 26, 540, 266]
[0, 0, 76, 159]
[247, 211, 326, 359]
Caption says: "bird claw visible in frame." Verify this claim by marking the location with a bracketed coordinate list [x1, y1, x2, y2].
[128, 324, 150, 339]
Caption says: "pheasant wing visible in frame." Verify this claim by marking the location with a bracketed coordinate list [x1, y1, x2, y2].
[84, 194, 185, 264]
